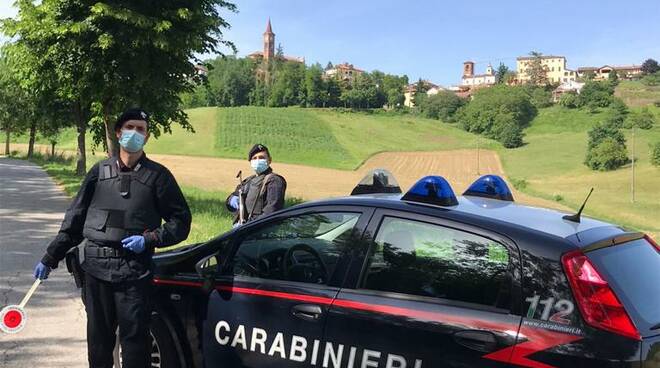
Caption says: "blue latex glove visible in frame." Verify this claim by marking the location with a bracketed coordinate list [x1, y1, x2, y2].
[34, 262, 51, 280]
[121, 235, 146, 254]
[228, 195, 239, 211]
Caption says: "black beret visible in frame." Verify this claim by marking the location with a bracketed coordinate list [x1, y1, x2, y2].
[115, 108, 150, 131]
[248, 144, 269, 160]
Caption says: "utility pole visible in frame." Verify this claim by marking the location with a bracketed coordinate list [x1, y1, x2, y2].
[631, 125, 635, 203]
[476, 135, 481, 175]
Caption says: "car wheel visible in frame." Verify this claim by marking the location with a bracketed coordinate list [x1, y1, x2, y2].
[112, 313, 182, 368]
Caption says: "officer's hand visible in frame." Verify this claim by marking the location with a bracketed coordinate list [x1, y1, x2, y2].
[121, 235, 146, 254]
[34, 262, 51, 280]
[228, 195, 239, 211]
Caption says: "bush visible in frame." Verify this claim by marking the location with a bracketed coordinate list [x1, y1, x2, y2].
[558, 92, 579, 108]
[577, 81, 615, 109]
[456, 85, 536, 148]
[651, 142, 660, 167]
[529, 87, 553, 108]
[624, 107, 656, 130]
[419, 91, 467, 122]
[585, 137, 629, 171]
[493, 115, 524, 148]
[641, 72, 660, 86]
[587, 121, 626, 150]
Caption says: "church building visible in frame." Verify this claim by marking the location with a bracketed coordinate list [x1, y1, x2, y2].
[248, 19, 304, 64]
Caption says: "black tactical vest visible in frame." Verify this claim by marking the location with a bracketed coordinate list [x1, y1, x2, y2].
[244, 173, 269, 219]
[82, 157, 161, 246]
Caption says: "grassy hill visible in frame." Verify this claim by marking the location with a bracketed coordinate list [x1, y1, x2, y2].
[12, 104, 660, 237]
[615, 80, 660, 107]
[499, 105, 660, 234]
[27, 106, 493, 170]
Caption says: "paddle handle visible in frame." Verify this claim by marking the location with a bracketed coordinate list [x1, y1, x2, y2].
[19, 279, 41, 308]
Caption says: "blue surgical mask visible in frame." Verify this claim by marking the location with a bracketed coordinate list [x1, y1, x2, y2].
[119, 129, 146, 153]
[251, 159, 269, 174]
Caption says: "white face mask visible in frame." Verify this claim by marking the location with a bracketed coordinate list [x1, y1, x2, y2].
[251, 159, 269, 174]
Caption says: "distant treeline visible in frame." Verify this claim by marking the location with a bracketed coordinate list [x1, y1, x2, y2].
[181, 56, 409, 109]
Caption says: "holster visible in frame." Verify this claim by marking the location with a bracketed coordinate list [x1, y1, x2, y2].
[65, 241, 86, 289]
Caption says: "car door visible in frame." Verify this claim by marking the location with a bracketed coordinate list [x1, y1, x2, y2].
[202, 205, 374, 368]
[322, 209, 523, 368]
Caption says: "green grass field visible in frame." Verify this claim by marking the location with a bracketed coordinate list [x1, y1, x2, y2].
[499, 105, 660, 235]
[19, 106, 493, 170]
[10, 103, 660, 238]
[616, 80, 660, 107]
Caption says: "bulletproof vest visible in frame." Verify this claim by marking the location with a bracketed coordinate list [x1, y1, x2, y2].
[244, 173, 269, 219]
[82, 157, 161, 245]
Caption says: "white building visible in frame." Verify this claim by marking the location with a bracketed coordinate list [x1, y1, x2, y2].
[460, 61, 496, 87]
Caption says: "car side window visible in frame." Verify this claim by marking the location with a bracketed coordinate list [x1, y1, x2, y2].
[230, 212, 360, 285]
[362, 216, 511, 307]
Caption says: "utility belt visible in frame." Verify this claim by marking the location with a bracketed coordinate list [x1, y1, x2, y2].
[84, 245, 127, 258]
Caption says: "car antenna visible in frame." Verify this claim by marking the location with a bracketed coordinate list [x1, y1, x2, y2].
[563, 188, 594, 223]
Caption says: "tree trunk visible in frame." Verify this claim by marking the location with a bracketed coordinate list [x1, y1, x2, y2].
[74, 102, 87, 176]
[4, 128, 9, 156]
[27, 122, 37, 159]
[51, 142, 55, 157]
[103, 101, 117, 158]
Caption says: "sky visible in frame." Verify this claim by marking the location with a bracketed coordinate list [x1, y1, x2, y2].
[2, 0, 659, 86]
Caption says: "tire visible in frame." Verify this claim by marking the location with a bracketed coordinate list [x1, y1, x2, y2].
[149, 312, 183, 368]
[113, 313, 183, 368]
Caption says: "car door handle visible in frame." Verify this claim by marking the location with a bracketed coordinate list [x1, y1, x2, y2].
[291, 304, 323, 322]
[453, 330, 499, 353]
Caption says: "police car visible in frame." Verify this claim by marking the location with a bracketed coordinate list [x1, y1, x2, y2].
[146, 171, 660, 368]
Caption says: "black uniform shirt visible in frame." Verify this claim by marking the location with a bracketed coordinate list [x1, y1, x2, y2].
[41, 154, 192, 282]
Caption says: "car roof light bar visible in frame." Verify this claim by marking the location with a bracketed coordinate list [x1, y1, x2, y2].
[401, 176, 458, 207]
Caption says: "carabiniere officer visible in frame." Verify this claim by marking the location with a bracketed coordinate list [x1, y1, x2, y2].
[33, 108, 192, 368]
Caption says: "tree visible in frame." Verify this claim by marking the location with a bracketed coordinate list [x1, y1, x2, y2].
[303, 64, 324, 107]
[585, 137, 629, 171]
[325, 61, 333, 70]
[577, 81, 615, 109]
[324, 77, 341, 107]
[526, 51, 548, 86]
[387, 88, 404, 109]
[418, 91, 466, 121]
[525, 86, 553, 108]
[625, 107, 656, 130]
[495, 63, 510, 84]
[641, 72, 660, 87]
[456, 85, 536, 148]
[587, 120, 626, 150]
[641, 58, 659, 75]
[581, 70, 596, 81]
[608, 69, 619, 86]
[206, 56, 256, 107]
[3, 0, 238, 163]
[268, 62, 304, 107]
[0, 56, 29, 155]
[651, 142, 660, 167]
[411, 78, 430, 106]
[558, 92, 579, 108]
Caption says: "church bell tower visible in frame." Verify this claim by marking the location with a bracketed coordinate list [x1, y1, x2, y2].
[263, 18, 275, 62]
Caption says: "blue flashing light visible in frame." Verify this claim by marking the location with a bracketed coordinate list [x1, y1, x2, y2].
[401, 176, 458, 206]
[463, 175, 514, 202]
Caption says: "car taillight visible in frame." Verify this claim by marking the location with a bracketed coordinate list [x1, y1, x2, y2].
[561, 250, 640, 340]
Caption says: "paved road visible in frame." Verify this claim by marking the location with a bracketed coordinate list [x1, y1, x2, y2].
[0, 158, 87, 367]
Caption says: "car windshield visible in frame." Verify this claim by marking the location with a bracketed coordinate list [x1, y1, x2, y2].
[587, 238, 660, 337]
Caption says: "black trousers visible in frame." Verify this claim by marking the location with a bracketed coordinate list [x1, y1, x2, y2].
[83, 272, 152, 368]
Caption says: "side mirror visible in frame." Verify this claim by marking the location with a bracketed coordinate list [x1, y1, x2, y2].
[195, 254, 219, 279]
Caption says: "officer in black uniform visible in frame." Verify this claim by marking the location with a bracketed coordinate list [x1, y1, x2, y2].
[33, 108, 192, 368]
[226, 144, 286, 225]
